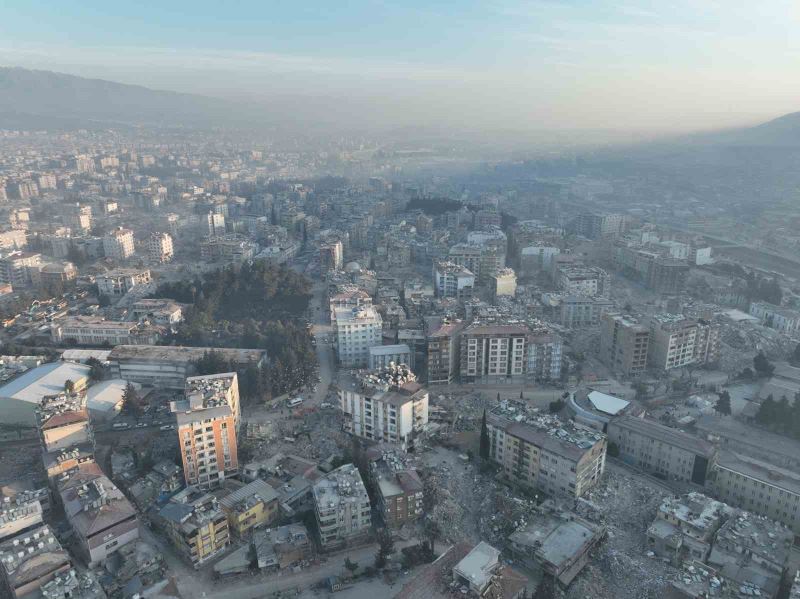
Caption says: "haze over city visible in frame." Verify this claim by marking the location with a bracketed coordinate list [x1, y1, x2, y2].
[0, 3, 799, 599]
[2, 1, 799, 134]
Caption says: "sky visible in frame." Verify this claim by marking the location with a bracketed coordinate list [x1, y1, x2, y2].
[1, 0, 799, 134]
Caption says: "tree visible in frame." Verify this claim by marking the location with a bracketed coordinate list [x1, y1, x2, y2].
[715, 390, 732, 416]
[479, 409, 490, 460]
[790, 343, 800, 367]
[607, 441, 620, 458]
[121, 382, 142, 417]
[86, 357, 104, 382]
[374, 530, 395, 569]
[344, 557, 359, 577]
[548, 399, 565, 413]
[63, 379, 75, 395]
[754, 352, 775, 378]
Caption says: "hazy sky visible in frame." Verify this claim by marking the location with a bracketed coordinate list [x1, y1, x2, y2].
[1, 0, 798, 133]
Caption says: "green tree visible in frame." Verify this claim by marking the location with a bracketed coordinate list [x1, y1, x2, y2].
[86, 357, 104, 382]
[374, 530, 395, 569]
[548, 399, 565, 413]
[533, 574, 556, 599]
[715, 390, 732, 416]
[607, 441, 620, 458]
[754, 352, 775, 378]
[479, 409, 490, 460]
[121, 382, 142, 417]
[63, 379, 75, 395]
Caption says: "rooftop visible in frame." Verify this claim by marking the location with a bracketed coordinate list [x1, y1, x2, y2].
[488, 400, 605, 461]
[716, 451, 800, 497]
[37, 393, 88, 430]
[313, 464, 369, 510]
[509, 510, 604, 570]
[0, 361, 90, 406]
[0, 525, 68, 587]
[587, 390, 629, 416]
[218, 479, 278, 513]
[658, 492, 732, 531]
[611, 416, 715, 458]
[108, 344, 265, 364]
[453, 541, 500, 592]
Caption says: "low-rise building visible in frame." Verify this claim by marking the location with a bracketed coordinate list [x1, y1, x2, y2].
[0, 525, 70, 599]
[607, 416, 717, 485]
[158, 490, 230, 568]
[96, 268, 151, 298]
[51, 316, 162, 346]
[312, 464, 371, 549]
[369, 344, 413, 370]
[508, 506, 605, 587]
[487, 400, 607, 498]
[451, 541, 502, 597]
[253, 524, 311, 570]
[646, 493, 733, 565]
[0, 361, 90, 426]
[749, 302, 800, 336]
[0, 494, 43, 543]
[218, 479, 280, 537]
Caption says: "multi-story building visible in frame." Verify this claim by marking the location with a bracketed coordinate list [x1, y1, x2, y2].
[148, 232, 174, 263]
[338, 364, 429, 451]
[646, 493, 733, 565]
[543, 294, 614, 329]
[335, 306, 383, 368]
[711, 451, 800, 536]
[369, 344, 413, 370]
[749, 302, 800, 336]
[576, 212, 629, 239]
[366, 449, 424, 529]
[320, 240, 344, 273]
[433, 260, 475, 299]
[51, 316, 162, 346]
[0, 251, 42, 289]
[312, 464, 371, 549]
[607, 416, 717, 485]
[614, 244, 689, 294]
[556, 265, 609, 297]
[36, 393, 95, 482]
[520, 245, 561, 276]
[102, 227, 135, 261]
[0, 525, 70, 599]
[96, 268, 152, 297]
[329, 286, 372, 324]
[108, 345, 266, 389]
[219, 479, 280, 537]
[486, 401, 607, 498]
[460, 321, 562, 383]
[600, 313, 650, 377]
[424, 317, 464, 385]
[158, 490, 230, 567]
[57, 463, 139, 565]
[448, 244, 483, 278]
[0, 493, 43, 544]
[206, 211, 226, 236]
[694, 319, 721, 366]
[172, 373, 240, 489]
[0, 230, 27, 251]
[492, 268, 517, 299]
[648, 314, 699, 370]
[200, 235, 257, 263]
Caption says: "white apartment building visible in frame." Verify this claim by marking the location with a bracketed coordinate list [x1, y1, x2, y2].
[338, 364, 429, 451]
[206, 212, 226, 236]
[368, 344, 413, 370]
[335, 306, 383, 368]
[492, 268, 517, 299]
[313, 464, 372, 549]
[487, 401, 607, 498]
[103, 227, 135, 260]
[433, 260, 475, 299]
[96, 268, 152, 297]
[171, 373, 241, 489]
[556, 266, 608, 297]
[647, 314, 699, 370]
[148, 232, 174, 263]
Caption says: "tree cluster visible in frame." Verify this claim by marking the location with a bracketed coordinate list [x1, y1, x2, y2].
[755, 393, 800, 439]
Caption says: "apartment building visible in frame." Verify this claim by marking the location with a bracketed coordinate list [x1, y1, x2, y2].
[172, 373, 241, 489]
[218, 479, 280, 537]
[648, 314, 699, 370]
[367, 449, 424, 529]
[369, 344, 413, 370]
[556, 265, 609, 297]
[148, 231, 174, 263]
[158, 490, 230, 567]
[0, 251, 42, 289]
[460, 321, 562, 383]
[320, 240, 344, 272]
[424, 317, 464, 385]
[312, 464, 372, 549]
[448, 243, 483, 278]
[711, 451, 800, 536]
[433, 260, 475, 299]
[96, 268, 152, 297]
[329, 286, 372, 324]
[206, 211, 226, 236]
[576, 212, 629, 239]
[600, 313, 650, 377]
[0, 229, 27, 251]
[36, 393, 95, 482]
[520, 245, 561, 276]
[487, 401, 607, 498]
[607, 416, 717, 485]
[543, 294, 614, 329]
[200, 236, 256, 264]
[334, 305, 383, 368]
[613, 244, 689, 294]
[0, 494, 43, 543]
[102, 227, 135, 261]
[338, 364, 429, 451]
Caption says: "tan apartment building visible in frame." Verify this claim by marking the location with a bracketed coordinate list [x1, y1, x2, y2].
[219, 479, 280, 537]
[487, 401, 607, 498]
[600, 313, 650, 377]
[172, 372, 240, 489]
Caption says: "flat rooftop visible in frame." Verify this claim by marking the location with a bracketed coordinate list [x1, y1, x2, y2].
[611, 416, 715, 458]
[108, 344, 265, 364]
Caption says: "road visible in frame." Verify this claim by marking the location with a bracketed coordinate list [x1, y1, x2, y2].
[308, 281, 335, 406]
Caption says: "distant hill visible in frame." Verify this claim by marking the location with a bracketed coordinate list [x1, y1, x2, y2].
[0, 66, 246, 128]
[727, 111, 800, 146]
